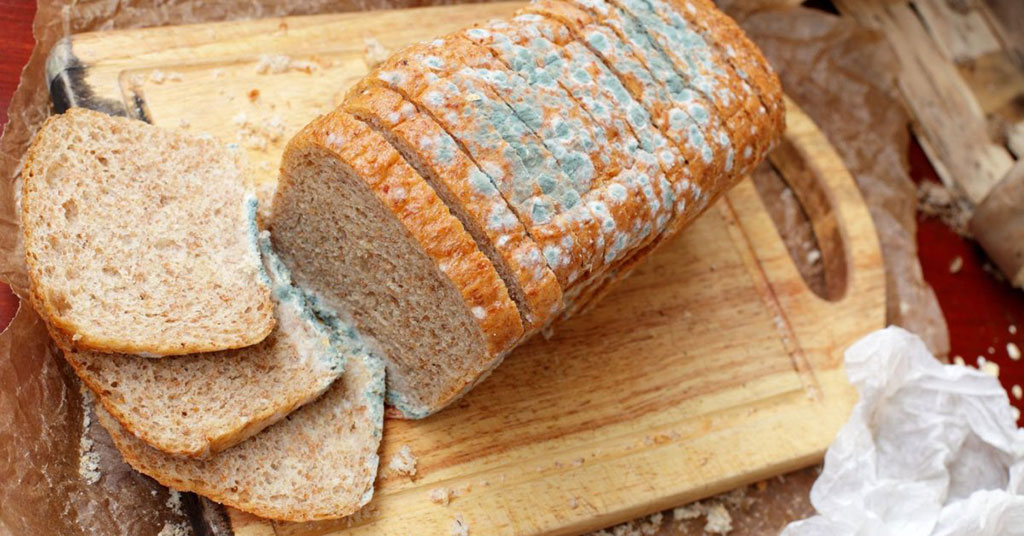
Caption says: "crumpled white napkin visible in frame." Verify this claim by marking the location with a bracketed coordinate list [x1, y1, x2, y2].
[783, 326, 1024, 536]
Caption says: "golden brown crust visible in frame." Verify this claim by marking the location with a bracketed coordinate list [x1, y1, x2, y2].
[344, 85, 564, 330]
[302, 110, 523, 362]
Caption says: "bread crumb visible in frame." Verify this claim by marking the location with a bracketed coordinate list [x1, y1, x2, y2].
[806, 249, 821, 265]
[1008, 342, 1021, 361]
[248, 89, 260, 102]
[953, 355, 965, 366]
[78, 389, 101, 485]
[233, 113, 286, 152]
[255, 54, 292, 74]
[430, 487, 453, 506]
[1011, 384, 1022, 400]
[157, 522, 189, 536]
[948, 256, 963, 274]
[387, 445, 417, 477]
[704, 503, 732, 534]
[148, 70, 182, 84]
[917, 181, 973, 236]
[451, 514, 469, 536]
[343, 505, 380, 527]
[673, 505, 701, 520]
[569, 497, 579, 509]
[363, 37, 391, 69]
[255, 53, 318, 74]
[165, 490, 184, 516]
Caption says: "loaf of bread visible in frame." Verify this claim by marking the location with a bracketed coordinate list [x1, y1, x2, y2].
[19, 0, 783, 522]
[271, 0, 783, 418]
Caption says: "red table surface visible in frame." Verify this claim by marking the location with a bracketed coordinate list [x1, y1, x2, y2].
[0, 1, 1021, 411]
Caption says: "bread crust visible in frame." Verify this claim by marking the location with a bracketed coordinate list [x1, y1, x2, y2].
[356, 46, 594, 287]
[290, 111, 523, 413]
[20, 108, 275, 357]
[669, 0, 786, 146]
[344, 85, 564, 330]
[526, 2, 714, 189]
[616, 0, 770, 173]
[462, 18, 663, 277]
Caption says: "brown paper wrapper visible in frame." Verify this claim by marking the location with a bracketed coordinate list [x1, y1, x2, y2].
[736, 6, 951, 356]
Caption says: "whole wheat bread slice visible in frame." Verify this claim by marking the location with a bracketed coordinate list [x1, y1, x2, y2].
[97, 316, 386, 522]
[65, 233, 343, 458]
[21, 108, 274, 356]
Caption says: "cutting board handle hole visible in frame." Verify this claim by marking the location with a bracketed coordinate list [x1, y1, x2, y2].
[754, 137, 849, 302]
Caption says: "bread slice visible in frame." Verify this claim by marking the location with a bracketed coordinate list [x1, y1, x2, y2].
[271, 110, 523, 418]
[605, 0, 763, 173]
[463, 18, 673, 276]
[360, 44, 598, 288]
[20, 108, 274, 356]
[562, 0, 736, 186]
[344, 85, 564, 331]
[524, 1, 711, 196]
[97, 332, 386, 522]
[668, 0, 785, 138]
[64, 233, 343, 458]
[455, 26, 657, 276]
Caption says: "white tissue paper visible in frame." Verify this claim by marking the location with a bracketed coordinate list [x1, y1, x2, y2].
[783, 326, 1024, 536]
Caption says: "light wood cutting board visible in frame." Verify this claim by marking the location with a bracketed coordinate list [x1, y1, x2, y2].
[47, 4, 886, 535]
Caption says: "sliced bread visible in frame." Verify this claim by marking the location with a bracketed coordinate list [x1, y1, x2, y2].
[271, 110, 523, 418]
[97, 330, 386, 522]
[358, 48, 595, 288]
[20, 108, 274, 356]
[343, 85, 564, 331]
[64, 233, 343, 458]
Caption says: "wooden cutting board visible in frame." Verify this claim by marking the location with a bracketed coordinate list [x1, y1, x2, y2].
[47, 4, 886, 535]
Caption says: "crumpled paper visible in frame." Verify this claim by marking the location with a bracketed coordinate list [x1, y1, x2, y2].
[783, 327, 1024, 536]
